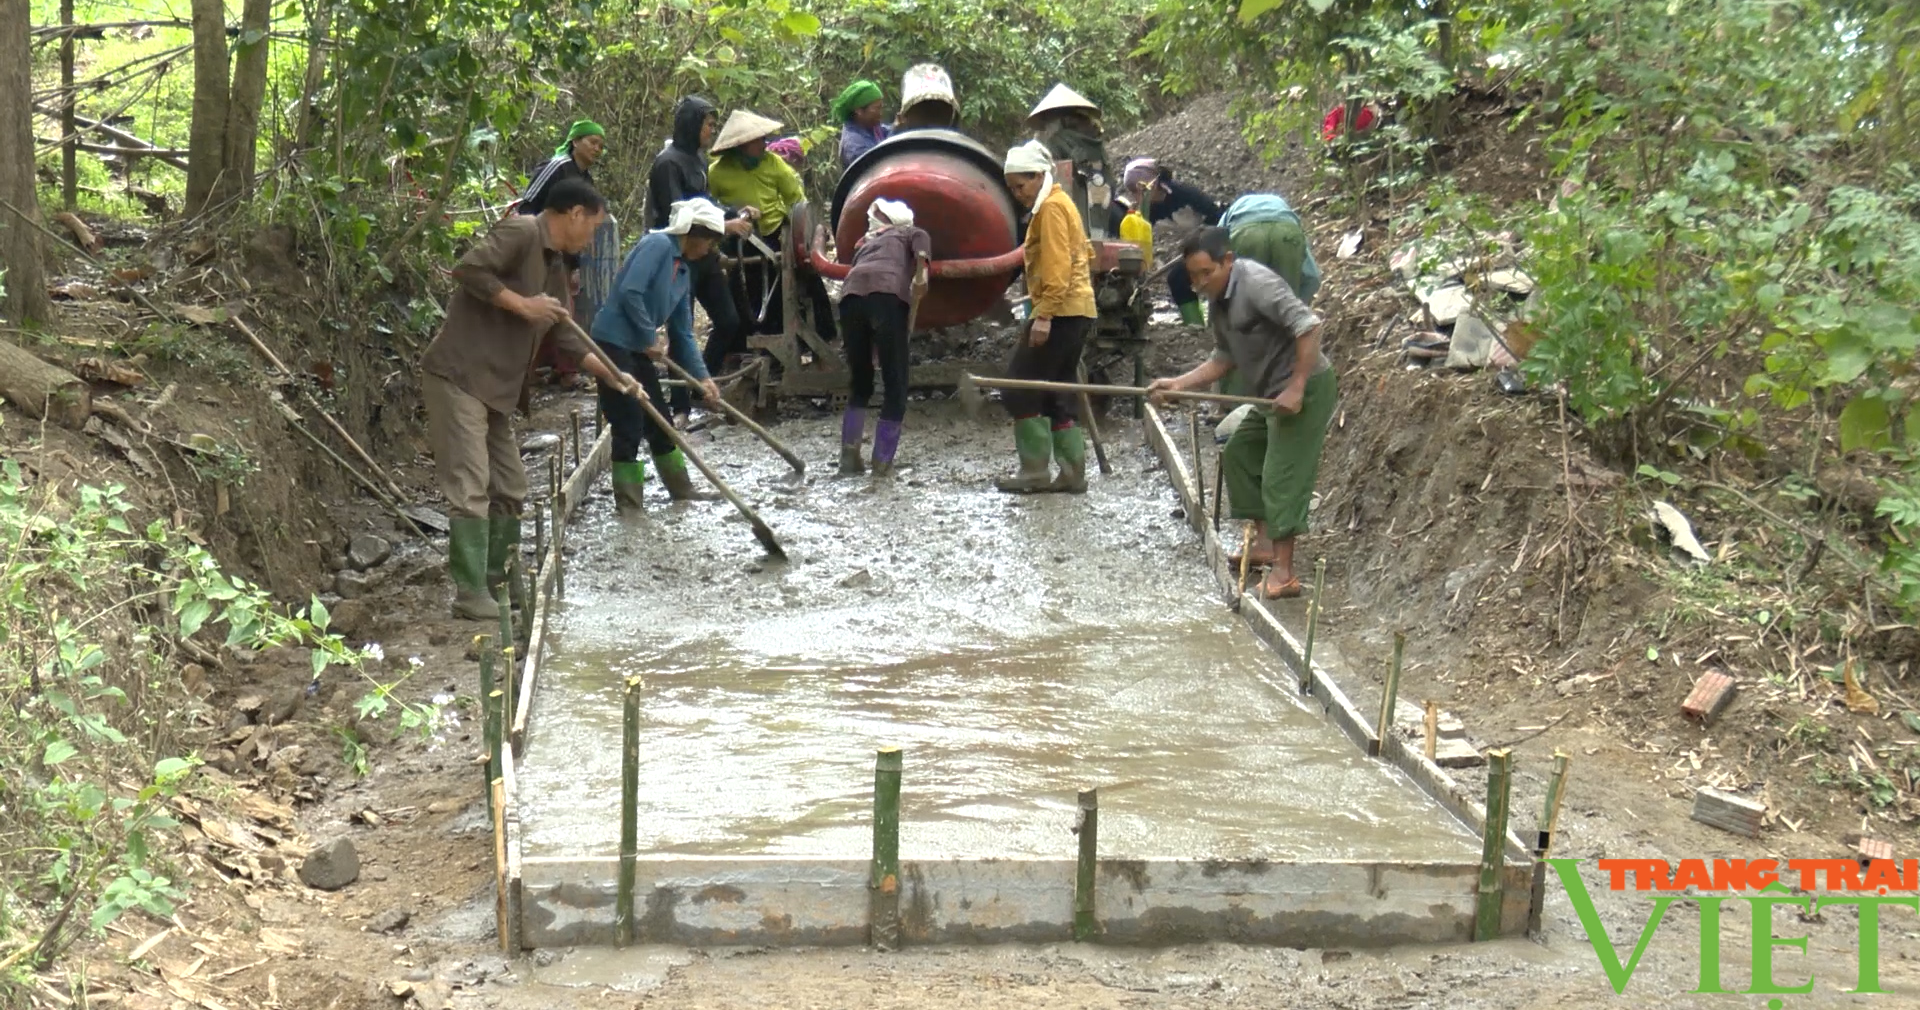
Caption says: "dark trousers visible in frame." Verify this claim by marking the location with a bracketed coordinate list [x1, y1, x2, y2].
[841, 293, 911, 422]
[594, 341, 674, 462]
[1003, 315, 1092, 425]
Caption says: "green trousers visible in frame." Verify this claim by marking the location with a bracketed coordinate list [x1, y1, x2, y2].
[1223, 369, 1337, 540]
[1218, 219, 1310, 399]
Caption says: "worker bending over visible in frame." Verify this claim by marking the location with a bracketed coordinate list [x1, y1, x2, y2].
[591, 198, 726, 510]
[1148, 227, 1337, 599]
[838, 198, 930, 478]
[420, 179, 638, 621]
[998, 140, 1097, 495]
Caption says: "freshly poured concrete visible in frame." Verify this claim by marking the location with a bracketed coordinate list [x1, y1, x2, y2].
[516, 406, 1476, 865]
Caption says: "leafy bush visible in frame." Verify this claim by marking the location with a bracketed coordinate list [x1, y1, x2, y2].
[0, 456, 384, 964]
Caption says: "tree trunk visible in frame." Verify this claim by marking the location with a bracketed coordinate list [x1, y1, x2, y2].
[0, 0, 52, 324]
[294, 0, 333, 154]
[219, 0, 273, 203]
[185, 0, 231, 215]
[0, 337, 90, 427]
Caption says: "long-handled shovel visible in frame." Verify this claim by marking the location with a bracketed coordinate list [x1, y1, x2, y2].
[1073, 361, 1113, 476]
[659, 357, 805, 475]
[563, 320, 786, 560]
[957, 375, 1273, 416]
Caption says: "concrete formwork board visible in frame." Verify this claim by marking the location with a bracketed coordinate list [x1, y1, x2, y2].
[520, 855, 1533, 949]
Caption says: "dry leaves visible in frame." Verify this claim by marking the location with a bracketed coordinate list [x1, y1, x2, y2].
[1844, 659, 1880, 715]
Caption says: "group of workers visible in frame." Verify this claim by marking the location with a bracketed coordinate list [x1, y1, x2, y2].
[417, 65, 1336, 621]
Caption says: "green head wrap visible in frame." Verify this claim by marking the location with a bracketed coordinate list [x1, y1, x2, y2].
[830, 80, 883, 124]
[556, 119, 606, 156]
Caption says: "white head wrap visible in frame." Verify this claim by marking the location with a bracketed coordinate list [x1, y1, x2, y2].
[867, 198, 914, 234]
[654, 198, 725, 237]
[1003, 140, 1057, 206]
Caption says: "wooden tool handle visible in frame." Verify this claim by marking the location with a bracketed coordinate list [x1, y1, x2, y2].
[966, 375, 1273, 409]
[660, 356, 806, 474]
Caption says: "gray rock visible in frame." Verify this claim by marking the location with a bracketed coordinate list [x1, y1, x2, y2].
[298, 837, 360, 891]
[365, 908, 411, 934]
[521, 434, 561, 453]
[336, 570, 375, 600]
[329, 598, 371, 639]
[347, 534, 393, 571]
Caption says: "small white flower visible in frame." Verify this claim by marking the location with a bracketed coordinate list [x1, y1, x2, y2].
[408, 655, 424, 669]
[365, 642, 386, 662]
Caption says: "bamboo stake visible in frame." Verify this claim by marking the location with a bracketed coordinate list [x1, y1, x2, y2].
[1474, 748, 1514, 941]
[495, 585, 512, 654]
[869, 748, 903, 951]
[1372, 632, 1405, 757]
[1210, 442, 1224, 531]
[478, 636, 496, 812]
[570, 409, 583, 471]
[532, 504, 546, 578]
[661, 357, 805, 475]
[1538, 751, 1571, 858]
[1424, 700, 1439, 762]
[1231, 525, 1254, 612]
[490, 777, 509, 953]
[1188, 410, 1204, 516]
[1073, 788, 1098, 941]
[547, 457, 564, 598]
[1300, 558, 1327, 691]
[500, 645, 516, 733]
[615, 676, 642, 947]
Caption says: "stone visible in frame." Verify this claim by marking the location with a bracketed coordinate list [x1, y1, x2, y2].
[837, 569, 872, 589]
[297, 837, 360, 891]
[427, 799, 463, 814]
[329, 599, 371, 639]
[348, 534, 393, 571]
[179, 663, 209, 696]
[365, 908, 411, 934]
[336, 570, 376, 600]
[428, 630, 452, 646]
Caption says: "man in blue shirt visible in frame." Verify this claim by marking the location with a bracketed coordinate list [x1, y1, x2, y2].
[591, 198, 727, 510]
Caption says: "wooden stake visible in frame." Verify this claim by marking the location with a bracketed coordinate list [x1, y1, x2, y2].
[1372, 631, 1405, 757]
[1528, 750, 1571, 938]
[615, 676, 642, 947]
[1300, 557, 1326, 691]
[500, 646, 516, 731]
[1538, 751, 1571, 858]
[1074, 788, 1098, 941]
[490, 777, 509, 953]
[1474, 748, 1514, 941]
[1424, 700, 1439, 762]
[495, 584, 513, 655]
[477, 635, 497, 813]
[570, 409, 583, 471]
[1210, 442, 1224, 531]
[869, 748, 902, 951]
[532, 504, 546, 577]
[1189, 410, 1204, 518]
[1233, 525, 1254, 609]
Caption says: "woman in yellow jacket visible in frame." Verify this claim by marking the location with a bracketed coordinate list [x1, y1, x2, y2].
[998, 140, 1098, 494]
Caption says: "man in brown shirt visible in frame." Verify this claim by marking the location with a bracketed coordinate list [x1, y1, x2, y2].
[420, 177, 637, 620]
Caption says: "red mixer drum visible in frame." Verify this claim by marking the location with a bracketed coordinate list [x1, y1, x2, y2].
[811, 129, 1026, 331]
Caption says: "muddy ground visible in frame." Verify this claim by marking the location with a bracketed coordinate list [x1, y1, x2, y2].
[17, 92, 1920, 1010]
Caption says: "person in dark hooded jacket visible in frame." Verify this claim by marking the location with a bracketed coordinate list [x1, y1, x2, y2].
[646, 96, 758, 414]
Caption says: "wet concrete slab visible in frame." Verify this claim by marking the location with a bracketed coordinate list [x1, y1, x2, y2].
[516, 404, 1477, 864]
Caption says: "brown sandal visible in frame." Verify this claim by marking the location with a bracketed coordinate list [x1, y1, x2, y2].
[1261, 575, 1303, 599]
[1228, 547, 1276, 570]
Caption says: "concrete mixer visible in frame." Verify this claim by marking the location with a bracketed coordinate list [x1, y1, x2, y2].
[731, 129, 1152, 410]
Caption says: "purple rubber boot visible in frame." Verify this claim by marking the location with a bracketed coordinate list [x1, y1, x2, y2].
[838, 407, 866, 475]
[871, 419, 903, 478]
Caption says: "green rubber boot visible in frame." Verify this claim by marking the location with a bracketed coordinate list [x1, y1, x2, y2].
[1178, 300, 1205, 327]
[995, 416, 1055, 494]
[611, 459, 648, 511]
[448, 517, 498, 621]
[1047, 425, 1088, 494]
[654, 449, 719, 501]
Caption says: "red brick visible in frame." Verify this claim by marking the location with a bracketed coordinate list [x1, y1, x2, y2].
[1682, 672, 1738, 724]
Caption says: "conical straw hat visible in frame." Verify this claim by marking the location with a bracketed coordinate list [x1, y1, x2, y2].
[712, 110, 783, 153]
[1027, 83, 1097, 124]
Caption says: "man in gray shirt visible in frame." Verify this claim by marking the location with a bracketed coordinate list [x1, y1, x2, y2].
[1148, 226, 1338, 599]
